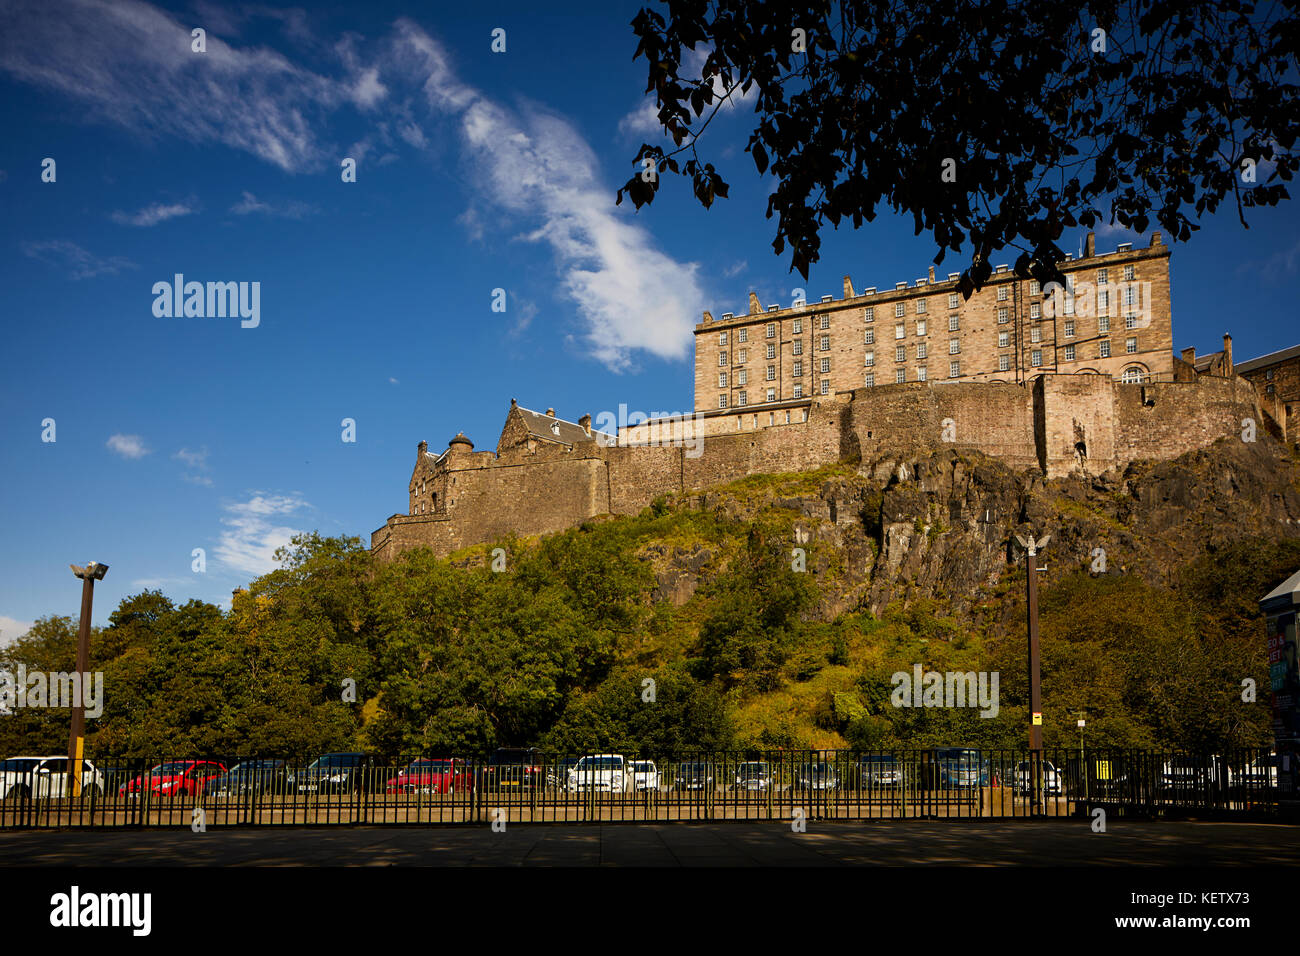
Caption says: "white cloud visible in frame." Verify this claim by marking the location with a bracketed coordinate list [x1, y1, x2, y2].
[0, 616, 32, 647]
[618, 46, 757, 142]
[111, 200, 196, 226]
[174, 447, 208, 469]
[107, 433, 149, 459]
[393, 20, 704, 369]
[215, 492, 311, 578]
[723, 260, 747, 278]
[230, 191, 316, 218]
[21, 240, 136, 280]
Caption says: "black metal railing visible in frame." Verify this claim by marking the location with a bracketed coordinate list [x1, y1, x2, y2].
[0, 748, 1283, 829]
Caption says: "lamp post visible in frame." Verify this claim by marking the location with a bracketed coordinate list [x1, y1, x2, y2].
[1016, 532, 1050, 812]
[67, 561, 107, 797]
[1077, 717, 1088, 800]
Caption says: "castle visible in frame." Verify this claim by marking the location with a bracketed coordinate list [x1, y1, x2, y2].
[371, 233, 1289, 562]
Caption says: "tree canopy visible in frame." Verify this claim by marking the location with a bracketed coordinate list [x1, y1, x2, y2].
[618, 0, 1298, 292]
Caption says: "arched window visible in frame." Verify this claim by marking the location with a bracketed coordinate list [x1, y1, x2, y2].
[1121, 366, 1148, 383]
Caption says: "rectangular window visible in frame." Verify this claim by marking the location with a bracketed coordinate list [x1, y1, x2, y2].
[738, 391, 747, 406]
[997, 285, 1009, 301]
[719, 351, 727, 366]
[767, 344, 776, 359]
[916, 298, 927, 314]
[719, 331, 728, 345]
[738, 369, 747, 385]
[950, 360, 960, 378]
[793, 318, 802, 334]
[917, 343, 928, 360]
[820, 357, 830, 374]
[949, 339, 961, 354]
[916, 319, 927, 336]
[793, 384, 803, 398]
[997, 308, 1008, 324]
[767, 388, 776, 402]
[793, 340, 803, 355]
[896, 368, 906, 384]
[1100, 340, 1111, 358]
[1123, 265, 1134, 281]
[738, 348, 747, 363]
[998, 331, 1009, 348]
[718, 372, 727, 387]
[1064, 344, 1075, 361]
[819, 334, 830, 351]
[1099, 316, 1110, 333]
[718, 395, 728, 409]
[766, 365, 775, 381]
[1097, 269, 1108, 285]
[738, 328, 748, 343]
[949, 314, 960, 331]
[864, 306, 874, 322]
[1031, 350, 1042, 367]
[948, 293, 960, 309]
[895, 302, 905, 317]
[1064, 320, 1074, 338]
[1098, 290, 1109, 314]
[1124, 286, 1136, 307]
[794, 360, 803, 376]
[917, 366, 928, 382]
[1126, 336, 1138, 354]
[766, 323, 776, 338]
[819, 314, 830, 329]
[1029, 280, 1040, 295]
[998, 354, 1010, 372]
[1030, 302, 1041, 319]
[820, 379, 830, 394]
[863, 352, 874, 368]
[895, 323, 905, 339]
[1030, 327, 1041, 343]
[864, 373, 875, 387]
[896, 345, 906, 363]
[864, 329, 874, 345]
[1125, 313, 1137, 330]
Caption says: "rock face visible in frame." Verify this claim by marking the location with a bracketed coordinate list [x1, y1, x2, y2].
[658, 437, 1300, 620]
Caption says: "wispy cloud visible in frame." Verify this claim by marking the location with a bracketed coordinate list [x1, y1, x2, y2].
[392, 20, 703, 369]
[723, 260, 747, 279]
[0, 616, 33, 647]
[174, 446, 212, 485]
[618, 47, 758, 142]
[111, 200, 196, 226]
[1236, 235, 1300, 279]
[215, 492, 311, 578]
[22, 240, 136, 280]
[107, 433, 149, 459]
[230, 190, 317, 218]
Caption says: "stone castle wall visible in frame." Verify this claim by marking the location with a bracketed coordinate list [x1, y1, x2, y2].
[372, 374, 1263, 561]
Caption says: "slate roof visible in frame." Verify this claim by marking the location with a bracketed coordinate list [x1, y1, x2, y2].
[514, 404, 615, 447]
[1235, 344, 1300, 375]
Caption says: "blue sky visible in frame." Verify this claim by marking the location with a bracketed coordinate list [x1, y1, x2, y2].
[1, 0, 1297, 641]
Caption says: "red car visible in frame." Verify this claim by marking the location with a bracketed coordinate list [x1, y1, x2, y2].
[385, 758, 474, 795]
[120, 760, 227, 797]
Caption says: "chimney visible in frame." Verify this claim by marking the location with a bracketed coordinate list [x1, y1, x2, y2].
[1150, 231, 1163, 247]
[1222, 334, 1233, 375]
[843, 274, 855, 298]
[579, 413, 592, 435]
[1180, 347, 1196, 364]
[702, 310, 713, 324]
[546, 407, 555, 417]
[748, 291, 762, 315]
[928, 266, 936, 283]
[1084, 231, 1095, 257]
[417, 440, 428, 456]
[510, 398, 517, 407]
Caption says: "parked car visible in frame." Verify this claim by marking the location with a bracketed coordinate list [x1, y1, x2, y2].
[567, 754, 628, 792]
[0, 756, 104, 799]
[121, 760, 226, 797]
[858, 754, 904, 789]
[629, 760, 660, 792]
[796, 762, 840, 791]
[386, 758, 474, 795]
[1013, 760, 1063, 795]
[933, 749, 987, 789]
[733, 762, 773, 791]
[1228, 754, 1278, 793]
[205, 759, 288, 797]
[482, 748, 545, 791]
[673, 760, 715, 791]
[1159, 755, 1220, 794]
[285, 753, 378, 794]
[548, 757, 580, 790]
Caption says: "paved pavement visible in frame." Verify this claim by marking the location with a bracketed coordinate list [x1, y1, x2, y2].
[0, 819, 1297, 866]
